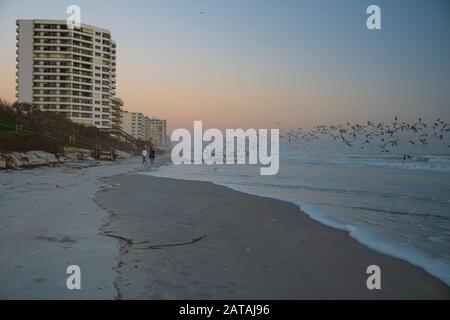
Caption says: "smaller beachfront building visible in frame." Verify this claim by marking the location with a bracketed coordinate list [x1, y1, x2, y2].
[120, 111, 167, 146]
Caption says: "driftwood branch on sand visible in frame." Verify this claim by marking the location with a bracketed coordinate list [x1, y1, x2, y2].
[103, 231, 207, 249]
[103, 232, 134, 245]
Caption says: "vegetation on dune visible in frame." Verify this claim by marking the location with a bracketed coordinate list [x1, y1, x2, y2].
[0, 100, 19, 124]
[0, 131, 64, 154]
[0, 99, 136, 154]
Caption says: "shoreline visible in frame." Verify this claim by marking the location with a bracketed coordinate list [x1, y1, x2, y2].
[95, 171, 449, 299]
[144, 160, 450, 288]
[196, 178, 450, 287]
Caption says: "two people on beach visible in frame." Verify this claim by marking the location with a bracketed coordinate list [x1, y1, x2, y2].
[142, 147, 156, 165]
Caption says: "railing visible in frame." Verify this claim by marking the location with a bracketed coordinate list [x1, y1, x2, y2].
[98, 127, 139, 145]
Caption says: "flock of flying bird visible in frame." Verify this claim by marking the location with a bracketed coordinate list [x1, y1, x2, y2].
[282, 117, 450, 153]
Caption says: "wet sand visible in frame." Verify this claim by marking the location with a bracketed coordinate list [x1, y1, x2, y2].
[95, 172, 450, 299]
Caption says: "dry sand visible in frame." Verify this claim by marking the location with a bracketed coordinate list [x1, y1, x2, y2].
[0, 158, 141, 299]
[95, 173, 450, 299]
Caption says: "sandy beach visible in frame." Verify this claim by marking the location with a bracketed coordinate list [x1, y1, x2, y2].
[95, 171, 449, 299]
[0, 158, 141, 299]
[1, 158, 449, 299]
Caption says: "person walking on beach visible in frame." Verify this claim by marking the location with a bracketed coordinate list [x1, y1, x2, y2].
[142, 148, 148, 164]
[149, 147, 155, 166]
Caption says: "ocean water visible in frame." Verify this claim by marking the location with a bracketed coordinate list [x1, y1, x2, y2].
[143, 148, 450, 285]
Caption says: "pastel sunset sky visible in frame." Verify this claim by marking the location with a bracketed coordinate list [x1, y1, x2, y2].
[0, 0, 449, 131]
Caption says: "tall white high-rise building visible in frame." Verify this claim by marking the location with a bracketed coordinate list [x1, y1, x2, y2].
[16, 19, 117, 128]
